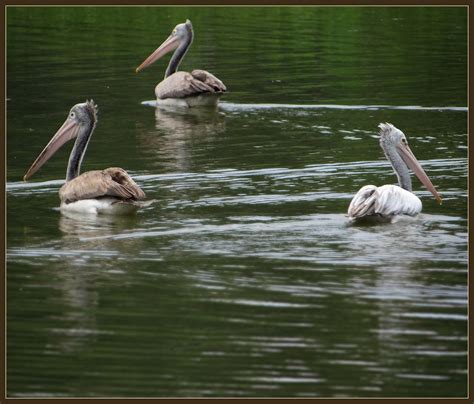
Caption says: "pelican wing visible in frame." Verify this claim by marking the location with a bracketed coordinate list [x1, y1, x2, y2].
[347, 185, 379, 218]
[59, 168, 146, 203]
[156, 70, 226, 99]
[191, 69, 226, 92]
[348, 184, 422, 220]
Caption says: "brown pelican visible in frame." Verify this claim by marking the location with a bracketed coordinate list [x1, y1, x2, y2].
[348, 123, 442, 222]
[23, 100, 146, 215]
[135, 19, 226, 108]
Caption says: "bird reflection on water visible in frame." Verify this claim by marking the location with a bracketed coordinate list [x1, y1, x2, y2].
[135, 105, 226, 172]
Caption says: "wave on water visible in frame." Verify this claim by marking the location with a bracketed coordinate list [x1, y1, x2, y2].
[219, 102, 468, 112]
[7, 158, 466, 194]
[141, 100, 467, 112]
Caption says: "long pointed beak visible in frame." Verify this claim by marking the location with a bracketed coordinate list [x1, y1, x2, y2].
[397, 142, 442, 204]
[135, 34, 181, 73]
[23, 119, 80, 181]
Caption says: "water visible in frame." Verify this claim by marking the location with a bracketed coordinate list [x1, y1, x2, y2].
[7, 6, 467, 397]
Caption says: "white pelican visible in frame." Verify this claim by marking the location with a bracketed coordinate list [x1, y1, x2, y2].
[23, 100, 146, 215]
[135, 19, 226, 108]
[348, 123, 442, 223]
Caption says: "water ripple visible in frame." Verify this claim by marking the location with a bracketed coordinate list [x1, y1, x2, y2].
[141, 100, 468, 112]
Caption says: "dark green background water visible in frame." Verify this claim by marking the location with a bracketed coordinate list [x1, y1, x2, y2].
[7, 6, 467, 397]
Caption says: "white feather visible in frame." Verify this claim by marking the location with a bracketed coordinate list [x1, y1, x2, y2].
[348, 184, 422, 222]
[155, 93, 221, 108]
[60, 197, 140, 215]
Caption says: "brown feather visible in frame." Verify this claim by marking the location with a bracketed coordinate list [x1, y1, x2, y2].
[59, 168, 146, 204]
[156, 70, 226, 99]
[191, 69, 226, 92]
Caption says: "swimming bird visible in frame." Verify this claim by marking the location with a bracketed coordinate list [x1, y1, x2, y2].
[135, 19, 226, 108]
[23, 100, 146, 215]
[347, 123, 442, 223]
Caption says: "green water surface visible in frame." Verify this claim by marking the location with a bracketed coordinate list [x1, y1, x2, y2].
[7, 6, 467, 398]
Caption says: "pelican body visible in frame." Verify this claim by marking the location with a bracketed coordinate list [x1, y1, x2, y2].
[348, 123, 442, 223]
[23, 101, 146, 215]
[136, 19, 226, 108]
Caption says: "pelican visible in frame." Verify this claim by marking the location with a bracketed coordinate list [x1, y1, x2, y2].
[348, 123, 442, 223]
[23, 100, 146, 215]
[135, 19, 226, 108]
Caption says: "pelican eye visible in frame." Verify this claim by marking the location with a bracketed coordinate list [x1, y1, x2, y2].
[69, 112, 76, 119]
[401, 137, 408, 145]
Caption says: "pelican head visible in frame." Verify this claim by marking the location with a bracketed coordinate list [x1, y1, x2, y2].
[378, 122, 442, 204]
[172, 19, 193, 42]
[23, 100, 98, 181]
[379, 122, 407, 148]
[135, 19, 194, 74]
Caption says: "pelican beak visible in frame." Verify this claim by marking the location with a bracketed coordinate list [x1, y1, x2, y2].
[397, 142, 442, 204]
[135, 34, 181, 73]
[23, 118, 80, 181]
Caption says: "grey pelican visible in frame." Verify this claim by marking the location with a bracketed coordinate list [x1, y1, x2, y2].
[23, 100, 146, 215]
[135, 19, 226, 108]
[348, 123, 442, 222]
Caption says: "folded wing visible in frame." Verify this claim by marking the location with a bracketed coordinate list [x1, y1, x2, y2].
[59, 167, 146, 203]
[348, 184, 422, 220]
[156, 70, 226, 99]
